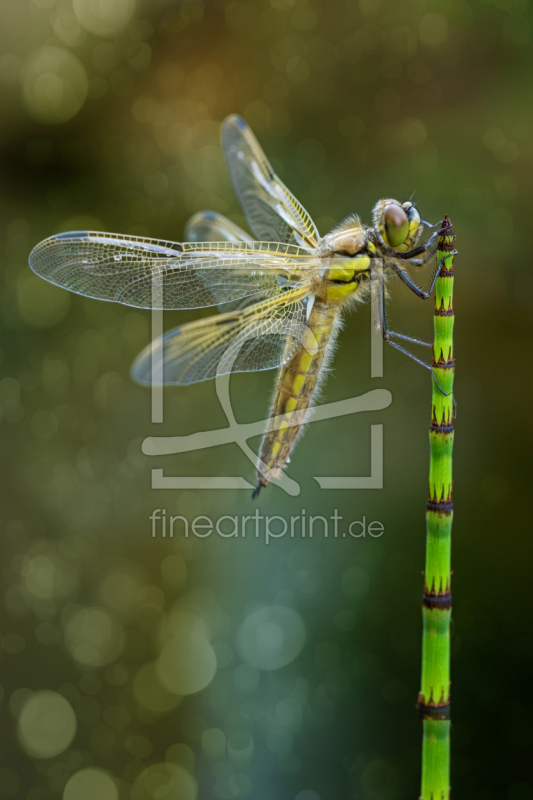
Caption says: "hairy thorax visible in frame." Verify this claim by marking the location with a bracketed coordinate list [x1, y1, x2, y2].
[313, 223, 375, 305]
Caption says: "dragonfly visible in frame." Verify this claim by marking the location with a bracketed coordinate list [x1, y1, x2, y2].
[29, 114, 452, 497]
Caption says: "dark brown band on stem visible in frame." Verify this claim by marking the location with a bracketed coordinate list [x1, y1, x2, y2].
[430, 422, 454, 434]
[423, 591, 452, 610]
[417, 701, 451, 721]
[426, 499, 453, 514]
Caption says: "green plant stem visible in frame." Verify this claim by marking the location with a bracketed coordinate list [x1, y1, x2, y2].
[418, 216, 455, 800]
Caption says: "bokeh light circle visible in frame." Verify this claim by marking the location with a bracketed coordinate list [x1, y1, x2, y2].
[73, 0, 136, 36]
[17, 691, 76, 758]
[156, 630, 217, 696]
[130, 762, 197, 800]
[22, 549, 78, 599]
[23, 47, 88, 124]
[63, 768, 117, 800]
[158, 608, 210, 646]
[201, 728, 226, 760]
[64, 607, 125, 666]
[237, 605, 306, 671]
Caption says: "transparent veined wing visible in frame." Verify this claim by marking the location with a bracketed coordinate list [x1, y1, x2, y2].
[222, 115, 319, 249]
[185, 210, 253, 244]
[29, 230, 319, 310]
[184, 210, 278, 314]
[132, 285, 311, 385]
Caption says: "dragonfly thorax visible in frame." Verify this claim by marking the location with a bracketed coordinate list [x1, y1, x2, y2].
[317, 254, 371, 303]
[320, 222, 367, 257]
[316, 220, 373, 303]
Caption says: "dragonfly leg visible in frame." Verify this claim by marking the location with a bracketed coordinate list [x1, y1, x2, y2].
[397, 220, 453, 261]
[380, 287, 451, 396]
[392, 251, 458, 300]
[404, 244, 438, 265]
[421, 218, 453, 231]
[388, 331, 432, 348]
[397, 240, 438, 262]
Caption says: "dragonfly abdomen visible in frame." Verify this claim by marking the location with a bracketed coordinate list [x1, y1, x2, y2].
[255, 300, 339, 492]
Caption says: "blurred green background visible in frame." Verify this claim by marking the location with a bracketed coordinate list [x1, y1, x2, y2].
[1, 0, 532, 798]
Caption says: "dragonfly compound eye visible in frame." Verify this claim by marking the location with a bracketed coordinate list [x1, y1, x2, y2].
[382, 202, 409, 248]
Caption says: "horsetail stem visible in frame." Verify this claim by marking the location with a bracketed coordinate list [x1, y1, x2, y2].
[418, 216, 455, 800]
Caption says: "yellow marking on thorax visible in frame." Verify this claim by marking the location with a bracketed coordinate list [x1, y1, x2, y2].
[320, 253, 370, 303]
[323, 282, 359, 302]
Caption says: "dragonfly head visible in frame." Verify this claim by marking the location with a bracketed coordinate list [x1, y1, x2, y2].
[373, 199, 422, 253]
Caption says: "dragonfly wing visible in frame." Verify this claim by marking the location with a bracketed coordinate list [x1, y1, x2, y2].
[132, 285, 310, 385]
[29, 230, 317, 310]
[185, 211, 258, 313]
[222, 115, 319, 249]
[185, 210, 254, 243]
